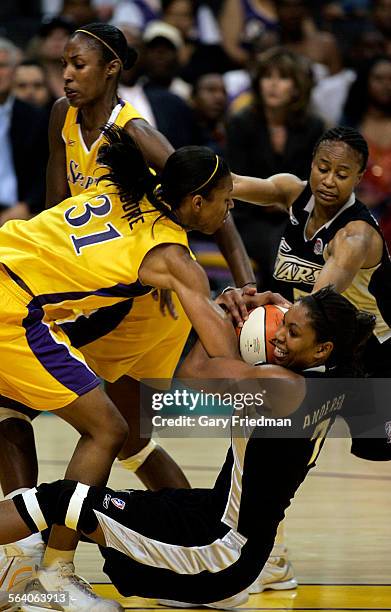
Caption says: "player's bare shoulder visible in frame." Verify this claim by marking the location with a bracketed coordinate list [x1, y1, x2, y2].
[49, 97, 70, 129]
[252, 364, 306, 418]
[329, 220, 383, 268]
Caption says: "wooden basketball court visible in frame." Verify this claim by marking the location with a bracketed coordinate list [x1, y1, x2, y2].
[33, 414, 391, 611]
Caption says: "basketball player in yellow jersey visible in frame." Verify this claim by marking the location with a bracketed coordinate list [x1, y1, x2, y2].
[0, 129, 244, 610]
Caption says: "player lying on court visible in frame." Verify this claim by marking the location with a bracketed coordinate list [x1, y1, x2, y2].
[0, 287, 381, 611]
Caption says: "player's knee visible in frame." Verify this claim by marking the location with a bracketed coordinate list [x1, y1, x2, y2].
[89, 407, 128, 455]
[102, 412, 128, 455]
[12, 480, 81, 533]
[118, 439, 157, 472]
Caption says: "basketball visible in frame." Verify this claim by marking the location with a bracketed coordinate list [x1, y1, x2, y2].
[238, 304, 287, 365]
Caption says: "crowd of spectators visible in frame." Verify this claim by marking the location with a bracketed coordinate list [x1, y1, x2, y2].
[1, 0, 391, 286]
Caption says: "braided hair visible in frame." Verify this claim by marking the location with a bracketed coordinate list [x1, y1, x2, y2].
[70, 23, 138, 70]
[314, 126, 369, 172]
[299, 286, 375, 375]
[97, 124, 230, 227]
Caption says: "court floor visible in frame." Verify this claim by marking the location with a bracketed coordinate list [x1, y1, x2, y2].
[31, 414, 391, 610]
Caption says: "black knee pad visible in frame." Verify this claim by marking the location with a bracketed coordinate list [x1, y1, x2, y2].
[13, 480, 79, 533]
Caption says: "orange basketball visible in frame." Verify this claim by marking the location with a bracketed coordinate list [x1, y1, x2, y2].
[238, 305, 287, 365]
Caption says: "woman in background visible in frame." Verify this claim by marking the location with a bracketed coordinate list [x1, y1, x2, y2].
[227, 46, 324, 290]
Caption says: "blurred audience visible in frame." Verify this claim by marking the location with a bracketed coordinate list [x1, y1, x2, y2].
[227, 47, 324, 289]
[0, 38, 48, 225]
[0, 0, 390, 267]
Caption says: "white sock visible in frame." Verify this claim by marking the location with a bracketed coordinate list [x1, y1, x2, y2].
[43, 547, 75, 568]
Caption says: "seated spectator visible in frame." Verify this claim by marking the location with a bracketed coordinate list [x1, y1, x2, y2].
[119, 21, 198, 148]
[27, 16, 74, 100]
[191, 72, 228, 155]
[60, 0, 98, 27]
[342, 55, 391, 249]
[346, 25, 386, 72]
[161, 0, 235, 82]
[227, 46, 324, 290]
[12, 60, 54, 114]
[219, 0, 278, 66]
[142, 20, 191, 99]
[372, 0, 391, 56]
[111, 0, 160, 30]
[223, 29, 279, 112]
[0, 38, 48, 225]
[311, 40, 356, 125]
[276, 0, 341, 78]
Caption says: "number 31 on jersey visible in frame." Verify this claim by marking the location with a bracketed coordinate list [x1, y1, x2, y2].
[64, 194, 122, 255]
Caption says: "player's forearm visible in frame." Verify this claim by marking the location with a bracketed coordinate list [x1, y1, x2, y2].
[213, 214, 256, 286]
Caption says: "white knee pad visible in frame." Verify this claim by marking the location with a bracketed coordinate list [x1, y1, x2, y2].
[0, 408, 32, 424]
[118, 439, 157, 472]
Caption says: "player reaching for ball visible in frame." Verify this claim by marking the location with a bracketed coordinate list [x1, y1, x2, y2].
[0, 287, 382, 612]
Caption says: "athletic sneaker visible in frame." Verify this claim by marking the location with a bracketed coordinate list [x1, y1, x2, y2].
[248, 546, 298, 594]
[13, 561, 123, 611]
[0, 542, 44, 594]
[158, 589, 249, 609]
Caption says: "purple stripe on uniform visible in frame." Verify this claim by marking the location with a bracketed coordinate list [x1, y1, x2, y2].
[33, 279, 151, 309]
[23, 301, 99, 396]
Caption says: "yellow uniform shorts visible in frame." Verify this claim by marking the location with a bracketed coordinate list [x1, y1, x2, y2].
[0, 266, 100, 411]
[78, 292, 191, 383]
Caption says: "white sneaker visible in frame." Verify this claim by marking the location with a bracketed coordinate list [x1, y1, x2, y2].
[248, 546, 298, 594]
[0, 543, 44, 591]
[158, 589, 248, 609]
[17, 561, 123, 611]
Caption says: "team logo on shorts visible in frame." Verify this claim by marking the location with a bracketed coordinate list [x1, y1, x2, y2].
[313, 238, 323, 256]
[385, 421, 391, 443]
[111, 498, 126, 510]
[103, 494, 111, 509]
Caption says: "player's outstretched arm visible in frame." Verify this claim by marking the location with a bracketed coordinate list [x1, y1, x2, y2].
[232, 172, 305, 209]
[139, 244, 239, 359]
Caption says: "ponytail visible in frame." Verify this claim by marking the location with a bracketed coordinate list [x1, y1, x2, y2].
[97, 124, 230, 228]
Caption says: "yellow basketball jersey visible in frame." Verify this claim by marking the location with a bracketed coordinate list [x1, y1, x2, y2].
[0, 185, 189, 323]
[62, 99, 142, 195]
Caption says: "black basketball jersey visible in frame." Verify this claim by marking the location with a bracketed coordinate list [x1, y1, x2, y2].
[272, 183, 391, 342]
[212, 370, 363, 542]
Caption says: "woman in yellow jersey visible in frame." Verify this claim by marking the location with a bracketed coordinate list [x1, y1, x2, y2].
[0, 22, 254, 514]
[0, 128, 243, 611]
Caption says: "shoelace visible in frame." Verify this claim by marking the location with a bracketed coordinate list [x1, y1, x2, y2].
[57, 563, 98, 598]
